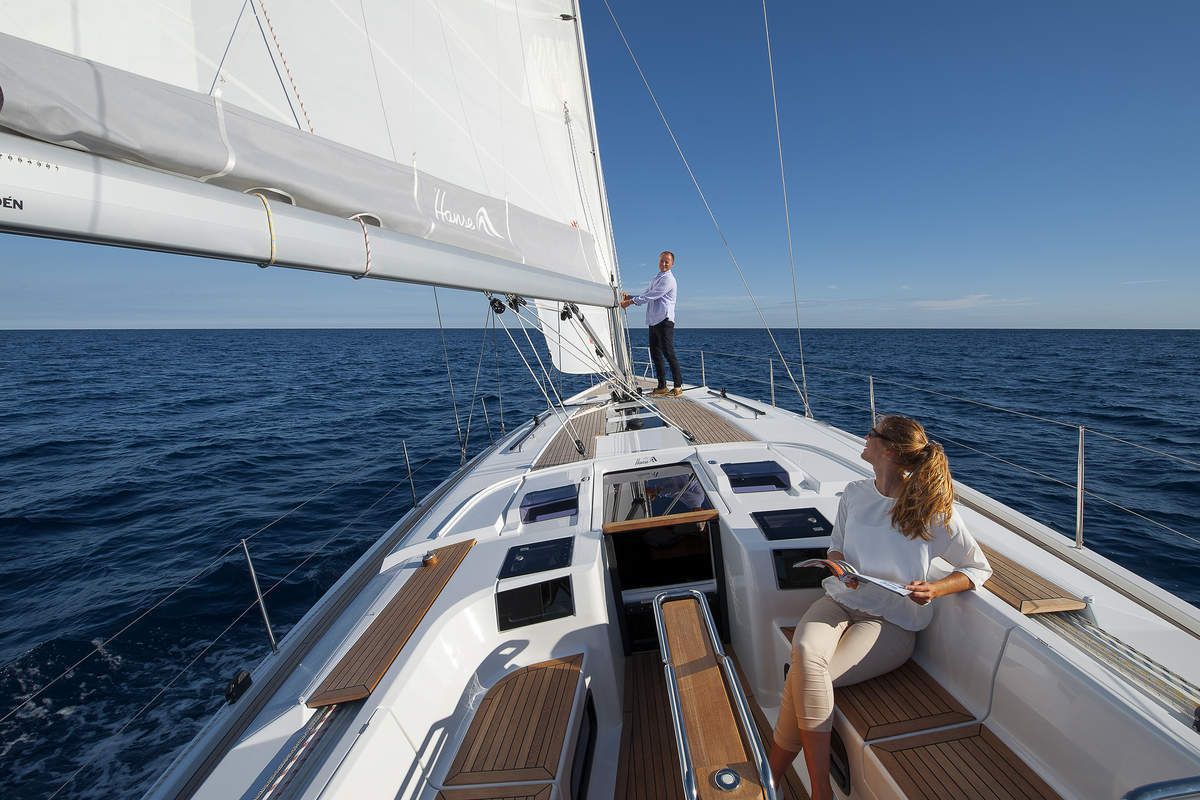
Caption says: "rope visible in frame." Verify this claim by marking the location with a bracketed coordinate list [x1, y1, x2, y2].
[253, 192, 278, 266]
[207, 0, 251, 95]
[252, 0, 314, 133]
[761, 0, 812, 418]
[352, 216, 372, 279]
[432, 287, 466, 459]
[492, 305, 583, 448]
[599, 0, 808, 409]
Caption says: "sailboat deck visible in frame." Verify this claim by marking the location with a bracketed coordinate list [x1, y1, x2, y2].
[534, 395, 756, 470]
[616, 651, 685, 800]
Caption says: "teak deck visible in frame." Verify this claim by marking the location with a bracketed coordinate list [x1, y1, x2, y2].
[872, 725, 1063, 800]
[660, 597, 766, 800]
[731, 653, 811, 800]
[835, 660, 974, 740]
[779, 626, 973, 741]
[616, 651, 685, 800]
[436, 786, 552, 800]
[306, 539, 474, 708]
[534, 395, 756, 470]
[444, 654, 583, 786]
[981, 544, 1086, 615]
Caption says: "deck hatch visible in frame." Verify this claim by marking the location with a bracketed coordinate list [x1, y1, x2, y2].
[496, 576, 574, 631]
[720, 460, 789, 492]
[519, 484, 578, 523]
[752, 507, 833, 541]
[499, 537, 575, 579]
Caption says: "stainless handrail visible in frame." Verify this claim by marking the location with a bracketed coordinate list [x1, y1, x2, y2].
[1122, 777, 1200, 800]
[708, 388, 767, 418]
[653, 589, 778, 800]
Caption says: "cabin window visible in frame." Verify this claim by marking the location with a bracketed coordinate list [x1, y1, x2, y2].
[496, 577, 574, 631]
[601, 462, 713, 524]
[831, 728, 851, 794]
[498, 537, 574, 579]
[520, 484, 578, 523]
[720, 460, 789, 493]
[772, 547, 830, 589]
[752, 507, 833, 541]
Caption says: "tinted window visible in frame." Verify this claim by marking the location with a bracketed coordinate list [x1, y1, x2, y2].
[752, 507, 833, 541]
[496, 577, 574, 631]
[499, 537, 575, 579]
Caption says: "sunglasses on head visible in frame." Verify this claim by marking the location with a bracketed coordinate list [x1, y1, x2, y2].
[866, 427, 894, 443]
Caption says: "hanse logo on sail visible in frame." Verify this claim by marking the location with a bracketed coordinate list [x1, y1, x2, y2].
[433, 188, 505, 240]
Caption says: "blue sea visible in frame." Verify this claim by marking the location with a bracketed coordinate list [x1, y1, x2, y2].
[1, 328, 1197, 799]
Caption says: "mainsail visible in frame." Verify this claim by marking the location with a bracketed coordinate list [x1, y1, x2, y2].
[0, 0, 622, 372]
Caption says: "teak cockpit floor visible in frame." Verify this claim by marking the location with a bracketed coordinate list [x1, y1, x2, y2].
[872, 725, 1062, 800]
[306, 539, 474, 708]
[617, 651, 685, 800]
[731, 654, 811, 800]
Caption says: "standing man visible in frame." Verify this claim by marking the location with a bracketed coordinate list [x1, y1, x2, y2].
[620, 250, 683, 397]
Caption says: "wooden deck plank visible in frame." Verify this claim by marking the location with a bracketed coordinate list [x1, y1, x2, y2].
[870, 724, 1063, 800]
[532, 406, 606, 469]
[436, 786, 552, 800]
[444, 654, 583, 786]
[662, 598, 765, 800]
[306, 539, 474, 708]
[980, 544, 1086, 615]
[731, 653, 811, 800]
[834, 660, 974, 741]
[616, 651, 686, 800]
[654, 396, 757, 445]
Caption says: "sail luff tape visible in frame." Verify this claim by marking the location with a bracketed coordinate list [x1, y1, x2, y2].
[199, 89, 237, 182]
[352, 216, 372, 280]
[252, 192, 277, 267]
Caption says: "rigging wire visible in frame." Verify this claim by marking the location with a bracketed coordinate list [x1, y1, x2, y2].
[432, 287, 466, 462]
[491, 315, 506, 433]
[491, 303, 584, 450]
[44, 460, 435, 800]
[599, 0, 809, 408]
[461, 307, 496, 455]
[0, 460, 382, 724]
[761, 0, 812, 418]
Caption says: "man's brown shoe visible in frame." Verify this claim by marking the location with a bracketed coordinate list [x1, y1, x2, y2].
[669, 387, 684, 397]
[650, 387, 670, 397]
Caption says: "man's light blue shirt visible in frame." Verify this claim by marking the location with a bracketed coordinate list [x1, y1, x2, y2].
[631, 270, 677, 326]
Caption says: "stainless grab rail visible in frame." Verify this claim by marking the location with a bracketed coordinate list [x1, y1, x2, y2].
[1122, 777, 1200, 800]
[652, 589, 778, 800]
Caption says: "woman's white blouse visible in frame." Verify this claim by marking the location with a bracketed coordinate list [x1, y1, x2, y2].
[822, 479, 992, 631]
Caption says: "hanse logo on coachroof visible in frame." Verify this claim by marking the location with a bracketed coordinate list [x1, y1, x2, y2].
[433, 188, 504, 240]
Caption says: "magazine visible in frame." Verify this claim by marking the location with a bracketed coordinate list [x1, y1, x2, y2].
[792, 558, 912, 596]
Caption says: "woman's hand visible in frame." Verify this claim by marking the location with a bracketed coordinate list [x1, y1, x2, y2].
[905, 580, 937, 605]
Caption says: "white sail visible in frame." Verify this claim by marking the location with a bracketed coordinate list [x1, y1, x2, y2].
[0, 0, 623, 353]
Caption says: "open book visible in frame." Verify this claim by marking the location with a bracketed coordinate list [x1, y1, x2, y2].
[793, 558, 912, 596]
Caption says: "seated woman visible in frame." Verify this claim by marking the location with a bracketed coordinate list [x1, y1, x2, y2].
[769, 415, 992, 799]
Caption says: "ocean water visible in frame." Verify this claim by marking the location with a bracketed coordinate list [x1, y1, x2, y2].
[1, 328, 1197, 799]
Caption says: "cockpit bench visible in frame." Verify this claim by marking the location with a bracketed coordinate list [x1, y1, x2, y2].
[443, 654, 584, 789]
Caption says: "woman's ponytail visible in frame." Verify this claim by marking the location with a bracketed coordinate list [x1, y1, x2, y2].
[875, 417, 955, 540]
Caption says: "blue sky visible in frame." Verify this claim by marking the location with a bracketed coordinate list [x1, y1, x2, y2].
[2, 0, 1197, 328]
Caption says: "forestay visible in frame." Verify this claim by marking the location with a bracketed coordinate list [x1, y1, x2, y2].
[0, 0, 620, 356]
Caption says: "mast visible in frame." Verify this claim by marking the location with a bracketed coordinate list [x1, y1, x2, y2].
[568, 0, 633, 379]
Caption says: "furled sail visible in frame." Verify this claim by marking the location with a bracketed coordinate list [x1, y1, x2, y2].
[0, 0, 623, 368]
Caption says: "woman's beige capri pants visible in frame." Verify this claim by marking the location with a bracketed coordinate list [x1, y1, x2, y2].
[773, 595, 916, 750]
